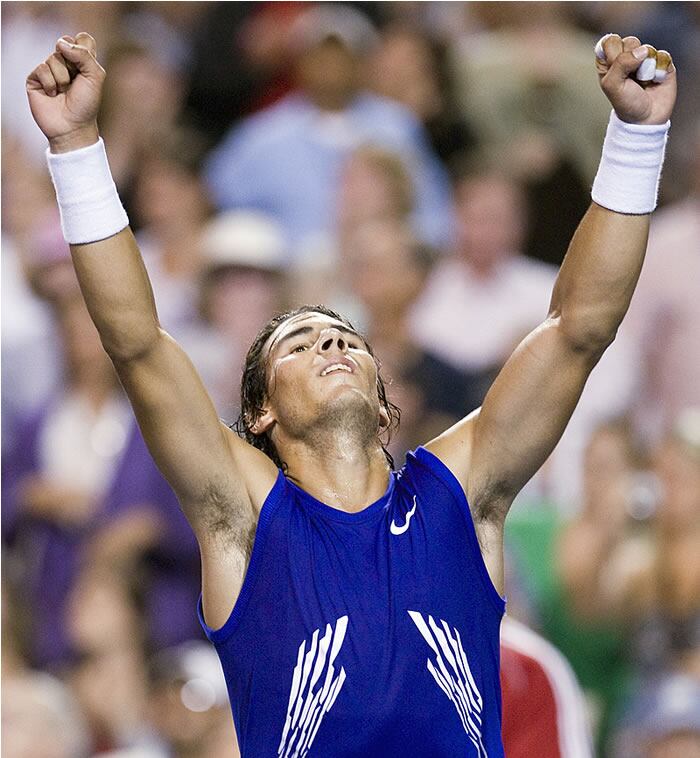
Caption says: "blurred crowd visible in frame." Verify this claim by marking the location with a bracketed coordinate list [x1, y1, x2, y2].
[2, 2, 699, 757]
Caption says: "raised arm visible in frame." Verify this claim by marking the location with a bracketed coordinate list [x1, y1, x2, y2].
[426, 35, 676, 588]
[26, 34, 278, 625]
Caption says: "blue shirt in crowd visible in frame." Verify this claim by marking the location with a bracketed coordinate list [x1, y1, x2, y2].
[204, 92, 454, 257]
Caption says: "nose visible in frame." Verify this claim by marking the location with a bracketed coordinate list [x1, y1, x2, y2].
[318, 329, 347, 354]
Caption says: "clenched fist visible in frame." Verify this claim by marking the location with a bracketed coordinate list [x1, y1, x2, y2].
[26, 33, 104, 153]
[595, 34, 676, 124]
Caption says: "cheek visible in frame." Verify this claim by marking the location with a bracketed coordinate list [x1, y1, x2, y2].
[267, 358, 308, 405]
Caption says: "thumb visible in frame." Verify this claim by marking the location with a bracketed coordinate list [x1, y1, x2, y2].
[56, 35, 102, 79]
[606, 45, 650, 84]
[75, 32, 97, 57]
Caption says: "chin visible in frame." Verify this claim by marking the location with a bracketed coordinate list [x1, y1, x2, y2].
[315, 389, 379, 435]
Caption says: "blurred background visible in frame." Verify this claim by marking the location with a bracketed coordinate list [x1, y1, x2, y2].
[2, 2, 699, 756]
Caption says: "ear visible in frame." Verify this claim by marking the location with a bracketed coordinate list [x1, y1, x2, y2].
[250, 407, 276, 436]
[378, 405, 390, 429]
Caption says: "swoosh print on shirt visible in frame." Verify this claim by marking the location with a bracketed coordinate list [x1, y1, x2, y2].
[390, 495, 418, 535]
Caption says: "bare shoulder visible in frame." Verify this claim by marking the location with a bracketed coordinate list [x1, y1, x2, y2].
[224, 424, 281, 511]
[423, 410, 479, 493]
[424, 407, 511, 521]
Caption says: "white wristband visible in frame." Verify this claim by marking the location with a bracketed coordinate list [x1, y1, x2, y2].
[591, 110, 670, 215]
[46, 138, 129, 244]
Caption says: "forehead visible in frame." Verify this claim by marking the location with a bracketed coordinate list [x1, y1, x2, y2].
[266, 312, 354, 353]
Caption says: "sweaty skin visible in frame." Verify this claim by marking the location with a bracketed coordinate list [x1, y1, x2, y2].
[26, 32, 676, 631]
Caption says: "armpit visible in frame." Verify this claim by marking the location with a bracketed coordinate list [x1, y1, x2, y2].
[191, 479, 257, 559]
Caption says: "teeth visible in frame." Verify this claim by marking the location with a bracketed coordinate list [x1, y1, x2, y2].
[322, 364, 351, 376]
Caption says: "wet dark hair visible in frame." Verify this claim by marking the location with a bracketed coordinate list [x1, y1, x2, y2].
[233, 305, 401, 470]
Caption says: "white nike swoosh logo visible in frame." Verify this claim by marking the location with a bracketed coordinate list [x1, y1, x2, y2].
[390, 496, 418, 536]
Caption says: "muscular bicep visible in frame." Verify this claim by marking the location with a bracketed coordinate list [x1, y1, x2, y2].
[114, 329, 277, 530]
[429, 317, 602, 514]
[470, 318, 600, 504]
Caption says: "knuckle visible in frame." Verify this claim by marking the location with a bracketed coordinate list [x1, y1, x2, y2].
[657, 50, 672, 68]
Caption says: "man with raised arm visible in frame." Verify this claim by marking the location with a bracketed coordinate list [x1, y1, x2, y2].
[27, 32, 676, 757]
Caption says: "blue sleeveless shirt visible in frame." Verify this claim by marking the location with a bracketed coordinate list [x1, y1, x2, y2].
[198, 447, 506, 757]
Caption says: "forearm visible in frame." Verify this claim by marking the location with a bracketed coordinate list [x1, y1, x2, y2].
[71, 229, 161, 361]
[48, 130, 160, 361]
[549, 204, 649, 352]
[549, 110, 670, 352]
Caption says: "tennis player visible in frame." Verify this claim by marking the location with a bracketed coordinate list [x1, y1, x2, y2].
[27, 31, 676, 756]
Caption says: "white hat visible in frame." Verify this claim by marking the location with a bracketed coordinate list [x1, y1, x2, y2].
[201, 210, 287, 271]
[289, 4, 379, 57]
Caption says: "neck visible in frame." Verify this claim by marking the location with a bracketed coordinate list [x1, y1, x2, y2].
[279, 429, 390, 513]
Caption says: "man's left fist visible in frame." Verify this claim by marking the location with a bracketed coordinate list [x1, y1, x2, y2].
[594, 33, 676, 125]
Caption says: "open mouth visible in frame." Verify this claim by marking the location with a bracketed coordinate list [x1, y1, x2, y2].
[321, 363, 353, 377]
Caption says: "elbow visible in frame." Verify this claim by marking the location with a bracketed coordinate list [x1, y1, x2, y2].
[101, 323, 162, 364]
[552, 309, 618, 358]
[566, 326, 617, 358]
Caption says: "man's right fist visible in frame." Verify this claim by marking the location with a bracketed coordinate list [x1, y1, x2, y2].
[26, 33, 104, 153]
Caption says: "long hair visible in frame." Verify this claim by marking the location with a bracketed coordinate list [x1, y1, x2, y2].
[233, 305, 401, 469]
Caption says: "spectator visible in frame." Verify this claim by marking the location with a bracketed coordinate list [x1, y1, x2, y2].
[64, 565, 158, 754]
[1, 143, 68, 437]
[147, 641, 239, 758]
[290, 143, 417, 319]
[131, 127, 214, 334]
[557, 419, 643, 620]
[1, 670, 92, 758]
[2, 215, 63, 446]
[2, 288, 131, 670]
[555, 418, 641, 749]
[204, 3, 453, 255]
[408, 156, 636, 510]
[89, 422, 203, 652]
[501, 616, 593, 758]
[626, 128, 700, 446]
[338, 144, 415, 242]
[98, 41, 186, 224]
[558, 410, 700, 749]
[624, 409, 700, 681]
[343, 218, 462, 459]
[369, 21, 477, 166]
[185, 209, 289, 417]
[448, 2, 604, 265]
[408, 159, 556, 382]
[612, 674, 700, 758]
[181, 2, 305, 145]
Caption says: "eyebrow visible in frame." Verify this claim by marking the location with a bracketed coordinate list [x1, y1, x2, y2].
[273, 323, 364, 352]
